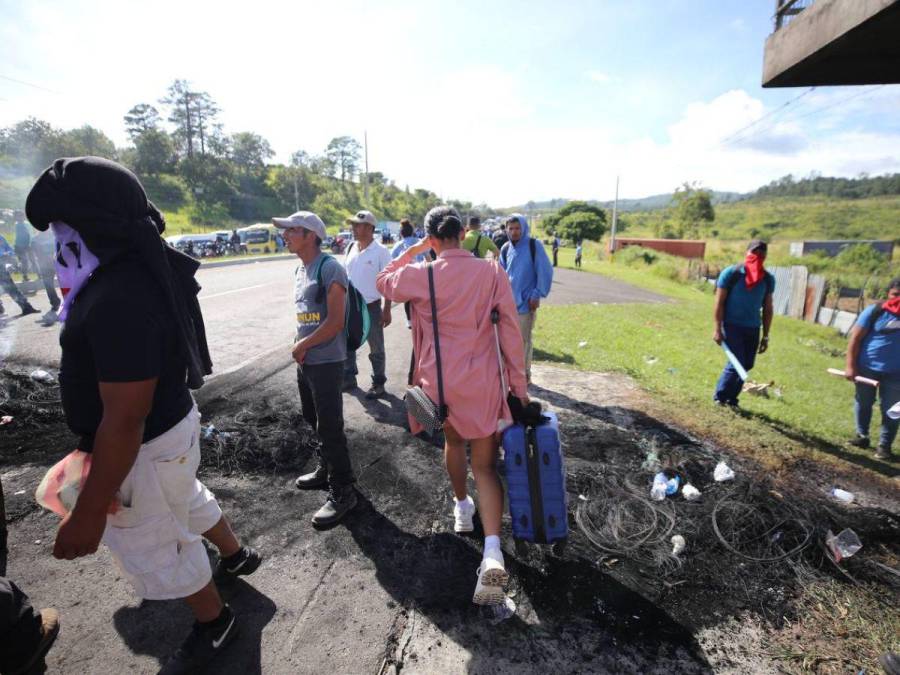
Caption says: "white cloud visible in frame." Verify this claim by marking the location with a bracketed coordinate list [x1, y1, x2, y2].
[585, 70, 612, 84]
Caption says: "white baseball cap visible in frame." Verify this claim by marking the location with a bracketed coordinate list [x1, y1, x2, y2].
[272, 211, 327, 240]
[346, 209, 377, 228]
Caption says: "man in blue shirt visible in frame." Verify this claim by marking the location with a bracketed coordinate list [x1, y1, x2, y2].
[712, 240, 775, 407]
[845, 277, 900, 460]
[499, 214, 553, 384]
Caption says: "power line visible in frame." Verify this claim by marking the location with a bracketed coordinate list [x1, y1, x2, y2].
[719, 87, 815, 147]
[722, 85, 887, 150]
[0, 74, 63, 95]
[787, 84, 886, 123]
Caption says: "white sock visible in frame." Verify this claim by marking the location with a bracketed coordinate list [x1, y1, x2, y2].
[454, 495, 471, 507]
[484, 535, 501, 555]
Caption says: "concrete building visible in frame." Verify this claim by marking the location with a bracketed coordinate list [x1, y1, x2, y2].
[763, 0, 900, 87]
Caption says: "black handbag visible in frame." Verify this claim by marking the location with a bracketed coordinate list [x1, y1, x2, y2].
[405, 263, 447, 434]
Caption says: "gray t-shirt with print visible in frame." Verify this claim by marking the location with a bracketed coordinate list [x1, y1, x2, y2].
[294, 253, 349, 365]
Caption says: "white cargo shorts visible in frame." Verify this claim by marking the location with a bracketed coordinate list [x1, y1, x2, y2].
[101, 404, 222, 600]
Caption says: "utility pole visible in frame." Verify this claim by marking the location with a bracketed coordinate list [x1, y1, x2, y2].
[363, 130, 370, 206]
[610, 175, 619, 263]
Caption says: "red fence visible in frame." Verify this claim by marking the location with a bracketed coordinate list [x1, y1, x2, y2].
[611, 238, 706, 259]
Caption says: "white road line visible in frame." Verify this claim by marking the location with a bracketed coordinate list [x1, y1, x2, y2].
[206, 342, 289, 380]
[199, 282, 279, 300]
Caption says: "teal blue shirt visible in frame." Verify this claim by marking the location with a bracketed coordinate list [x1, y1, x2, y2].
[717, 264, 775, 328]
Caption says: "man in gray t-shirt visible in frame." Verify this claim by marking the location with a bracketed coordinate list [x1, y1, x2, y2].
[295, 253, 349, 364]
[273, 210, 358, 528]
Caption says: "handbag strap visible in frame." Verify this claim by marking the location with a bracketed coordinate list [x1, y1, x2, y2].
[427, 263, 447, 422]
[490, 308, 507, 400]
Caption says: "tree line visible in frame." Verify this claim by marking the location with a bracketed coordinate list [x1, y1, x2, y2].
[754, 173, 900, 200]
[0, 79, 482, 229]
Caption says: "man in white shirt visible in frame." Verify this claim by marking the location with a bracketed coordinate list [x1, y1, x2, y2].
[343, 210, 393, 398]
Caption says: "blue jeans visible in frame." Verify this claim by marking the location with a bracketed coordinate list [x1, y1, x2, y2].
[713, 323, 760, 405]
[344, 301, 386, 386]
[854, 369, 900, 451]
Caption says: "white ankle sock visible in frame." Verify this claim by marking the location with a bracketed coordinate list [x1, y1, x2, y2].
[484, 535, 501, 554]
[454, 496, 471, 507]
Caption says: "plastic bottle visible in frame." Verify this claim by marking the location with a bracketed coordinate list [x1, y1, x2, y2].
[830, 487, 855, 503]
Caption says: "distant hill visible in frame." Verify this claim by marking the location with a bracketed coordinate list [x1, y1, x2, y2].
[506, 191, 747, 214]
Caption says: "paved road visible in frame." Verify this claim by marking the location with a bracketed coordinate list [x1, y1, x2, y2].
[0, 258, 666, 377]
[2, 259, 718, 674]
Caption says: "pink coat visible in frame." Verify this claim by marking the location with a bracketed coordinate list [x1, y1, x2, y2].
[376, 248, 528, 439]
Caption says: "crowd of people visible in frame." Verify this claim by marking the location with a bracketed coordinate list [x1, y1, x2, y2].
[0, 156, 897, 674]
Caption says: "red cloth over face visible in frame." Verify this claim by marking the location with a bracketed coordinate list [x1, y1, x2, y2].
[882, 295, 900, 315]
[744, 253, 765, 289]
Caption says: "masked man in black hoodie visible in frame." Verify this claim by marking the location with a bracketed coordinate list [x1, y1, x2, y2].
[26, 157, 261, 675]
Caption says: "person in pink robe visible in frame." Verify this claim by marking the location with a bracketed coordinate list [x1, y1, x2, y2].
[376, 206, 528, 605]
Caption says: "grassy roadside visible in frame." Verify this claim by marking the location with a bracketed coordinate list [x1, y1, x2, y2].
[535, 248, 898, 480]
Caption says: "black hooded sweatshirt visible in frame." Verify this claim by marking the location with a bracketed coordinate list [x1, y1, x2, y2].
[26, 157, 213, 451]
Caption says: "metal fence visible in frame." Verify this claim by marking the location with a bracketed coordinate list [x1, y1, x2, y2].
[774, 0, 816, 30]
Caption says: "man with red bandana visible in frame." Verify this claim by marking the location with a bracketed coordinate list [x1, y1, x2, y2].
[712, 240, 775, 408]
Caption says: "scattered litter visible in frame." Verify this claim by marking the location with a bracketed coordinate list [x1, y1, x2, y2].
[578, 494, 588, 502]
[644, 355, 659, 365]
[714, 461, 735, 482]
[578, 341, 588, 348]
[830, 487, 854, 504]
[485, 596, 516, 623]
[826, 528, 862, 563]
[651, 472, 680, 501]
[671, 535, 686, 556]
[772, 387, 784, 399]
[29, 369, 55, 384]
[202, 425, 217, 439]
[0, 415, 12, 426]
[34, 540, 41, 545]
[682, 484, 701, 501]
[641, 449, 660, 471]
[14, 490, 25, 495]
[742, 380, 774, 397]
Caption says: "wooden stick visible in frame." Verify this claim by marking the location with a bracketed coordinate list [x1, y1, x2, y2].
[826, 368, 879, 387]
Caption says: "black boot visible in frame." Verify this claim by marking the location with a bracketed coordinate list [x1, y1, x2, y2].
[311, 485, 358, 527]
[295, 464, 328, 490]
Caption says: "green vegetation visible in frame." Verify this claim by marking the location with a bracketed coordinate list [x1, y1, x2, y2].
[0, 80, 473, 237]
[535, 247, 898, 478]
[543, 200, 607, 242]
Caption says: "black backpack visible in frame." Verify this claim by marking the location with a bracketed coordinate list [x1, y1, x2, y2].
[313, 254, 371, 351]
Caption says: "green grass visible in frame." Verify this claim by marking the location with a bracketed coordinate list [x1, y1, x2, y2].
[535, 248, 898, 479]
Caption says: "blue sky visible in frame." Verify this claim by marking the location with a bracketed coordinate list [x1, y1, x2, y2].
[2, 0, 900, 205]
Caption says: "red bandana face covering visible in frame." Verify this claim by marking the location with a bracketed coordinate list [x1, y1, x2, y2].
[744, 252, 765, 289]
[883, 295, 900, 315]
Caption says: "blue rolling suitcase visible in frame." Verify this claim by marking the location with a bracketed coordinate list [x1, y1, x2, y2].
[502, 411, 569, 556]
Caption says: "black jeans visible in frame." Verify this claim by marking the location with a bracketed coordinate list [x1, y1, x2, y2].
[0, 577, 42, 673]
[344, 301, 386, 386]
[297, 361, 355, 488]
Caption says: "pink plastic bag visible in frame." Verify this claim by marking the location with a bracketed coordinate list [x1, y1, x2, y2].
[35, 450, 121, 516]
[35, 450, 92, 516]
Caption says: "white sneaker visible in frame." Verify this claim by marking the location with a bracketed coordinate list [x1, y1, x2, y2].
[473, 549, 508, 606]
[453, 496, 475, 533]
